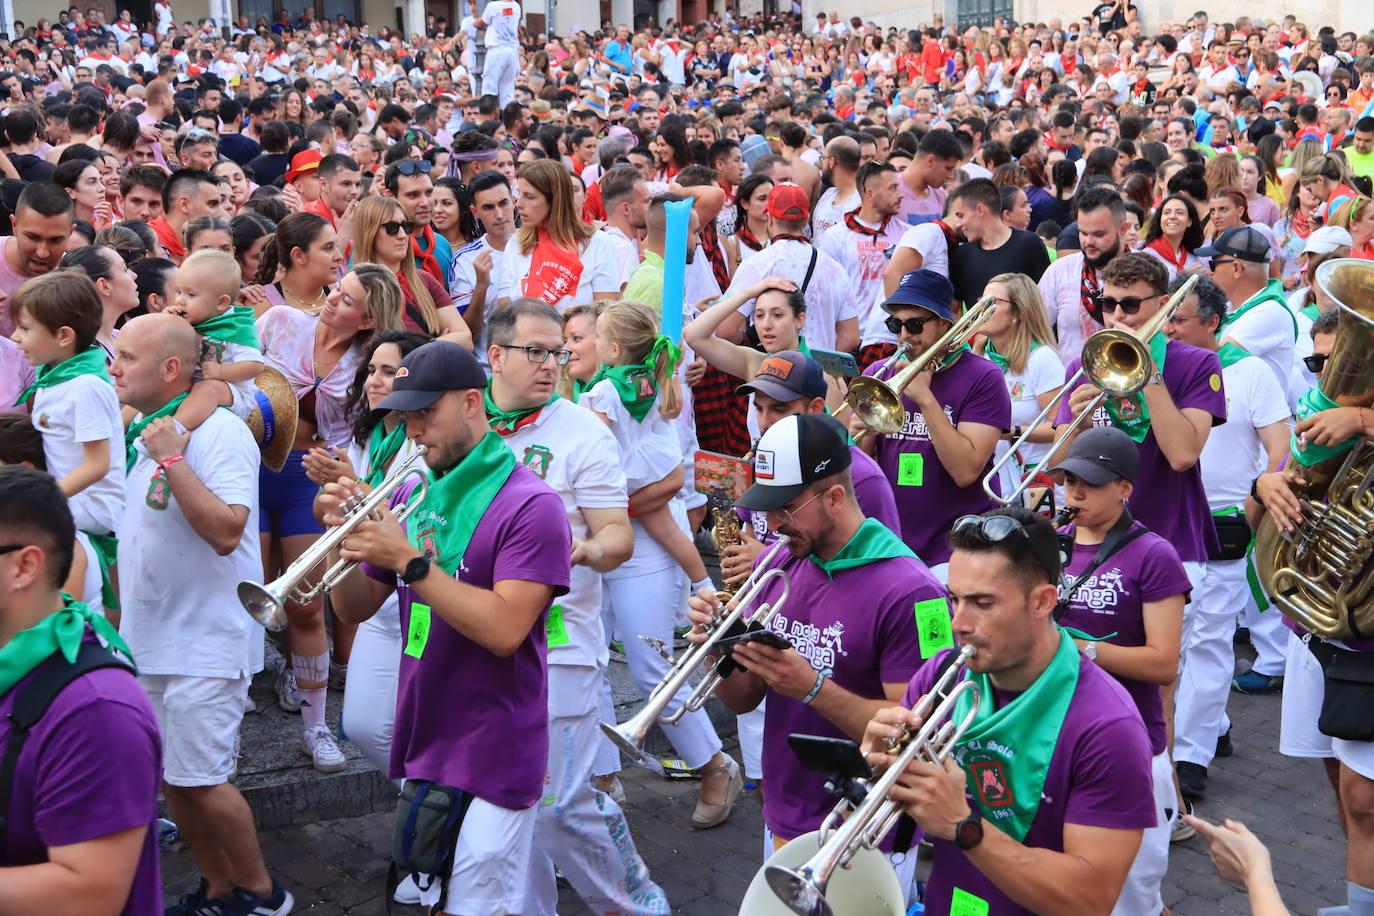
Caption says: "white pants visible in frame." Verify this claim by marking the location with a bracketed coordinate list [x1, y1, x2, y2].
[1175, 559, 1247, 768]
[739, 702, 766, 780]
[1280, 631, 1374, 779]
[481, 45, 519, 107]
[1114, 750, 1172, 916]
[598, 565, 723, 772]
[1244, 595, 1290, 677]
[421, 798, 537, 915]
[527, 664, 670, 915]
[341, 593, 402, 780]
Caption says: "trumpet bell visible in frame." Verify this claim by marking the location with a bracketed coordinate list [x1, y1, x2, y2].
[237, 580, 288, 632]
[1082, 327, 1152, 397]
[843, 376, 904, 435]
[741, 831, 905, 916]
[599, 717, 650, 761]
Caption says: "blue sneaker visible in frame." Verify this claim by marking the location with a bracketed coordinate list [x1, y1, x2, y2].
[1232, 670, 1284, 694]
[223, 876, 294, 916]
[165, 879, 225, 916]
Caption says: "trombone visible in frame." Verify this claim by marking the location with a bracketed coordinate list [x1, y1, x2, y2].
[983, 273, 1198, 508]
[237, 446, 431, 631]
[764, 644, 981, 916]
[601, 536, 792, 760]
[843, 296, 997, 442]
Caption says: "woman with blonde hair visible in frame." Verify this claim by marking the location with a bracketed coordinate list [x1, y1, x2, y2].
[494, 158, 620, 310]
[974, 272, 1066, 502]
[1299, 152, 1361, 226]
[1281, 137, 1325, 202]
[351, 195, 471, 345]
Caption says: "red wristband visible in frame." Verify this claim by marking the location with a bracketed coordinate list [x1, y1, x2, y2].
[158, 454, 185, 470]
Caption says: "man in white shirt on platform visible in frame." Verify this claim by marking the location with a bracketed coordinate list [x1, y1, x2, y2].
[475, 0, 521, 107]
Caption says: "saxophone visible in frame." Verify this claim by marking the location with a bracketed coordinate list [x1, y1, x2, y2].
[1252, 258, 1374, 641]
[710, 500, 746, 600]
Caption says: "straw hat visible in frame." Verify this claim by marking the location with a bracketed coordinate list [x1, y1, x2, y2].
[245, 367, 299, 473]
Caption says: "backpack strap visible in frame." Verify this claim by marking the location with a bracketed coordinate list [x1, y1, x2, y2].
[800, 246, 819, 294]
[0, 643, 134, 844]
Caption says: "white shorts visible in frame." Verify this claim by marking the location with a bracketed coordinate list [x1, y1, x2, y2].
[227, 378, 259, 421]
[422, 797, 537, 915]
[1113, 750, 1171, 916]
[1280, 630, 1374, 780]
[141, 673, 248, 787]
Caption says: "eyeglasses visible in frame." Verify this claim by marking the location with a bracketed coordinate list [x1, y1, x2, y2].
[393, 159, 433, 176]
[1304, 353, 1329, 373]
[774, 487, 825, 527]
[0, 544, 25, 557]
[885, 315, 933, 335]
[500, 344, 571, 366]
[951, 513, 1060, 581]
[1097, 293, 1159, 315]
[1208, 257, 1236, 272]
[379, 220, 409, 236]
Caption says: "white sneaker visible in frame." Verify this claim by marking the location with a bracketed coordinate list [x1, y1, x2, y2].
[302, 725, 346, 773]
[393, 873, 426, 906]
[276, 669, 301, 714]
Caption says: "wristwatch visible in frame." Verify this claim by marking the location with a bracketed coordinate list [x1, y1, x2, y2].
[1147, 369, 1165, 387]
[1083, 641, 1099, 661]
[401, 554, 431, 585]
[954, 804, 984, 851]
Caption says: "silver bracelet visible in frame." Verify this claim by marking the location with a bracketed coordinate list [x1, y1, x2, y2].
[801, 669, 826, 705]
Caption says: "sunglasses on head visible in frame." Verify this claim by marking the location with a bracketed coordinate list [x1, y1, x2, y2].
[394, 159, 433, 176]
[1096, 293, 1158, 315]
[1304, 353, 1329, 373]
[952, 513, 1061, 582]
[885, 315, 932, 335]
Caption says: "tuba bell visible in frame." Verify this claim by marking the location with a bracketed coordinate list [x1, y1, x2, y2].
[1253, 258, 1374, 640]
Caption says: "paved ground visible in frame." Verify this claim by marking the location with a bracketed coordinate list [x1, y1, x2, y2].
[162, 640, 1348, 915]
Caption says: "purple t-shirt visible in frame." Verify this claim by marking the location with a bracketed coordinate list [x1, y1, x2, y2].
[739, 444, 899, 543]
[1057, 521, 1191, 755]
[366, 465, 572, 810]
[749, 541, 939, 840]
[903, 647, 1156, 915]
[0, 651, 162, 916]
[869, 351, 1012, 566]
[1056, 339, 1225, 562]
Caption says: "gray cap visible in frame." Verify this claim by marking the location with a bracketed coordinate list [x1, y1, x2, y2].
[1049, 427, 1140, 485]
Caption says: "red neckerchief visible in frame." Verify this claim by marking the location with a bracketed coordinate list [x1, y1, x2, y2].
[718, 180, 735, 204]
[1044, 132, 1071, 152]
[1146, 236, 1189, 270]
[699, 219, 730, 290]
[934, 219, 958, 250]
[737, 224, 765, 250]
[769, 233, 810, 245]
[412, 225, 444, 284]
[843, 209, 892, 237]
[493, 405, 548, 436]
[521, 229, 585, 305]
[1080, 258, 1103, 325]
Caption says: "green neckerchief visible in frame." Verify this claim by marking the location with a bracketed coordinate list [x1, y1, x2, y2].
[1105, 333, 1167, 443]
[0, 594, 134, 697]
[13, 346, 110, 406]
[83, 532, 120, 611]
[983, 339, 1041, 375]
[1301, 303, 1321, 322]
[125, 393, 189, 469]
[484, 383, 559, 435]
[1216, 341, 1250, 369]
[1291, 385, 1359, 468]
[1221, 279, 1298, 342]
[587, 335, 683, 423]
[797, 335, 812, 357]
[942, 342, 971, 369]
[363, 420, 409, 488]
[404, 431, 516, 575]
[194, 305, 261, 348]
[950, 627, 1080, 842]
[808, 517, 915, 579]
[572, 378, 589, 402]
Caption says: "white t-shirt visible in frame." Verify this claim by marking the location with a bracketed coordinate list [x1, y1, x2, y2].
[1037, 251, 1099, 368]
[118, 408, 262, 679]
[726, 238, 856, 352]
[1200, 354, 1291, 511]
[817, 215, 906, 350]
[1223, 289, 1298, 399]
[600, 226, 640, 291]
[203, 339, 262, 420]
[991, 345, 1066, 498]
[481, 0, 521, 47]
[811, 186, 859, 239]
[657, 41, 688, 86]
[450, 235, 503, 369]
[869, 221, 952, 347]
[501, 397, 627, 668]
[33, 374, 124, 535]
[495, 231, 622, 313]
[583, 379, 681, 492]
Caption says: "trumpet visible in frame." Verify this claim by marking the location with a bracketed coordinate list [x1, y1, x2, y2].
[831, 343, 911, 420]
[765, 644, 981, 916]
[237, 446, 431, 631]
[844, 296, 997, 442]
[984, 273, 1198, 508]
[601, 536, 792, 760]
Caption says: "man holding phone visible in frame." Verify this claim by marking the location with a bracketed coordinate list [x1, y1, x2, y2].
[686, 413, 939, 864]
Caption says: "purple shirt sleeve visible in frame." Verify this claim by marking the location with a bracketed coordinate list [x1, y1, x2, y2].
[492, 487, 573, 596]
[1164, 340, 1226, 426]
[1055, 358, 1086, 425]
[1136, 534, 1191, 603]
[1061, 700, 1156, 829]
[959, 359, 1013, 430]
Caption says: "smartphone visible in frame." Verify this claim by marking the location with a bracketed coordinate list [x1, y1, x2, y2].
[809, 347, 860, 378]
[788, 734, 872, 780]
[715, 628, 791, 652]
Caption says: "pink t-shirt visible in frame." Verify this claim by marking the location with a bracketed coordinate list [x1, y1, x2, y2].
[0, 335, 35, 411]
[896, 174, 947, 227]
[0, 237, 35, 338]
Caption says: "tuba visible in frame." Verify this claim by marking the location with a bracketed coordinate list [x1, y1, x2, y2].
[1253, 258, 1374, 640]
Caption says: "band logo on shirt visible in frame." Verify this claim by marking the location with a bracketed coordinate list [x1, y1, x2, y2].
[970, 760, 1015, 808]
[769, 613, 848, 672]
[896, 404, 956, 441]
[1059, 567, 1129, 613]
[201, 339, 226, 364]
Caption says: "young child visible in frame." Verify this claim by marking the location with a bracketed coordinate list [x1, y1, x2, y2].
[167, 249, 264, 429]
[10, 271, 124, 603]
[582, 300, 713, 598]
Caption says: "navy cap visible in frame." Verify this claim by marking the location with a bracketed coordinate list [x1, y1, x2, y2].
[1195, 226, 1272, 263]
[737, 351, 827, 402]
[378, 341, 488, 412]
[882, 269, 955, 322]
[1049, 427, 1140, 485]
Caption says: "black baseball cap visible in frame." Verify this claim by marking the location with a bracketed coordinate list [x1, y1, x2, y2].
[377, 341, 488, 412]
[734, 413, 852, 511]
[737, 351, 827, 402]
[1195, 226, 1272, 263]
[1049, 427, 1140, 485]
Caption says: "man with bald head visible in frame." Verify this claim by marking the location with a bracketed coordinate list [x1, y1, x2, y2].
[812, 135, 862, 237]
[112, 314, 292, 912]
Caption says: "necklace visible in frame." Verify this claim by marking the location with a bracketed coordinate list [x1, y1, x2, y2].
[281, 279, 327, 314]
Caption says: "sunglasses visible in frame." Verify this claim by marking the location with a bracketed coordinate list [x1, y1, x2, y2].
[1208, 257, 1236, 272]
[379, 220, 409, 236]
[952, 513, 1061, 581]
[393, 159, 433, 176]
[1096, 293, 1159, 315]
[1304, 353, 1329, 373]
[885, 315, 933, 335]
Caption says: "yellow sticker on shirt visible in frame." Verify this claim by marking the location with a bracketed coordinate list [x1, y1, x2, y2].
[898, 452, 924, 487]
[1208, 373, 1221, 392]
[405, 603, 432, 658]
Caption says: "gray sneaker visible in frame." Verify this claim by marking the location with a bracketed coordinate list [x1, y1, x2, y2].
[275, 669, 301, 714]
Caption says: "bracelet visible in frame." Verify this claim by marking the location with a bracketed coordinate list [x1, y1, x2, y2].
[801, 669, 826, 705]
[158, 454, 185, 471]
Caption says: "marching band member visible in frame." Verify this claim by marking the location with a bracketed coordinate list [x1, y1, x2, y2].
[686, 414, 936, 869]
[325, 340, 572, 915]
[854, 269, 1012, 581]
[863, 506, 1156, 915]
[484, 299, 669, 913]
[1050, 428, 1190, 915]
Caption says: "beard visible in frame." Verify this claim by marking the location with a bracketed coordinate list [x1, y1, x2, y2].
[1083, 238, 1121, 268]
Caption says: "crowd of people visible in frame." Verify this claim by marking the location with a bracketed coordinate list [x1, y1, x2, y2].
[1, 2, 1373, 915]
